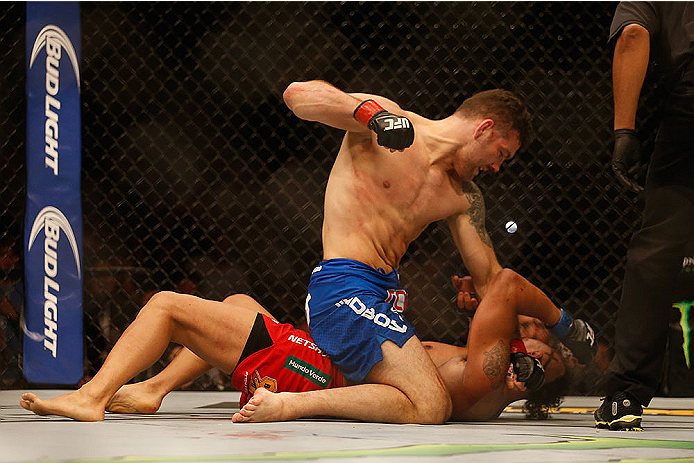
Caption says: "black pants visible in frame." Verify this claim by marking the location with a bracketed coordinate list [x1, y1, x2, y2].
[605, 114, 694, 406]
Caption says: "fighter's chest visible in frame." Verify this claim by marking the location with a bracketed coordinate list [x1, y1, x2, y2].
[370, 161, 465, 219]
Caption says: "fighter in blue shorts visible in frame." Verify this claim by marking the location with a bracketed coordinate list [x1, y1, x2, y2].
[251, 79, 539, 424]
[226, 80, 594, 425]
[306, 259, 414, 383]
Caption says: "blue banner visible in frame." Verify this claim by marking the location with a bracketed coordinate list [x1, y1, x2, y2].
[24, 2, 83, 384]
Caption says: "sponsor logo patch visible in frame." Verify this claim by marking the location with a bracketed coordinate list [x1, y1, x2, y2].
[284, 355, 332, 388]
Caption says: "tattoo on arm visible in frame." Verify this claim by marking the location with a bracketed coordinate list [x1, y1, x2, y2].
[462, 182, 493, 248]
[482, 340, 509, 390]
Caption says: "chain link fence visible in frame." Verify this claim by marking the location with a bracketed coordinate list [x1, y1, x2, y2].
[1, 2, 670, 392]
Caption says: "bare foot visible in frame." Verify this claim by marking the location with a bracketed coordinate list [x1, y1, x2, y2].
[106, 383, 162, 414]
[231, 387, 288, 423]
[20, 390, 106, 421]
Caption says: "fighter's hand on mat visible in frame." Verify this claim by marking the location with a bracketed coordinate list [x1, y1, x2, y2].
[353, 99, 415, 151]
[451, 275, 479, 311]
[611, 129, 644, 193]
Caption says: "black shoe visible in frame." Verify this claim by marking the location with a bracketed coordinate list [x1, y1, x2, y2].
[594, 398, 611, 429]
[594, 392, 643, 430]
[561, 318, 597, 364]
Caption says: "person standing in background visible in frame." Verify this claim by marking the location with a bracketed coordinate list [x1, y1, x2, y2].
[596, 1, 694, 431]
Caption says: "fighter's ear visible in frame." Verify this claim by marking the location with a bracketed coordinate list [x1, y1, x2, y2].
[473, 119, 494, 139]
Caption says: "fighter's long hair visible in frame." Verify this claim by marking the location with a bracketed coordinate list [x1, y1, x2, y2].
[522, 338, 574, 420]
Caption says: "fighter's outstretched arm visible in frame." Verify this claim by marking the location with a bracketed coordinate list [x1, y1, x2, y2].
[447, 181, 502, 300]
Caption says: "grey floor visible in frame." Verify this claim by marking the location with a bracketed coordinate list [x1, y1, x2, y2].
[1, 390, 692, 463]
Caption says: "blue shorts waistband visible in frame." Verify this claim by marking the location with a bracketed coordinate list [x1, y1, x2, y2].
[312, 258, 399, 285]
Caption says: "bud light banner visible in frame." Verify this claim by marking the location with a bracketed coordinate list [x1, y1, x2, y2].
[24, 2, 82, 384]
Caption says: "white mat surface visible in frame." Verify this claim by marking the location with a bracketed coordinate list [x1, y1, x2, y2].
[1, 390, 692, 463]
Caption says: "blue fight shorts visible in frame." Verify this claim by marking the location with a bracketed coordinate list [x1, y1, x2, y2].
[305, 258, 417, 383]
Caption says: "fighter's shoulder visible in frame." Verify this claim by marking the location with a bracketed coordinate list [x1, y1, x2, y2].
[461, 180, 482, 197]
[457, 181, 488, 225]
[460, 181, 485, 209]
[443, 180, 482, 220]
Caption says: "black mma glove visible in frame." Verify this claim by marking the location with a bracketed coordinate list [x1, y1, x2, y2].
[612, 128, 643, 193]
[510, 339, 545, 390]
[353, 99, 415, 151]
[511, 351, 546, 390]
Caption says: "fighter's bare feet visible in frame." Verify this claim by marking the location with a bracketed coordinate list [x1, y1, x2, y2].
[231, 387, 288, 423]
[20, 390, 106, 421]
[106, 383, 162, 414]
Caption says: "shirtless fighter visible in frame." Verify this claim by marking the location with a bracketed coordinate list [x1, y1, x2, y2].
[258, 80, 591, 423]
[20, 269, 582, 422]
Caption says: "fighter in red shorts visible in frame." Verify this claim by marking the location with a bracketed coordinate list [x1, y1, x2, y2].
[231, 314, 345, 407]
[19, 291, 340, 420]
[20, 269, 591, 422]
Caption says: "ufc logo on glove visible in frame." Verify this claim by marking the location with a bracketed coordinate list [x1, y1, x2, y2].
[383, 117, 410, 131]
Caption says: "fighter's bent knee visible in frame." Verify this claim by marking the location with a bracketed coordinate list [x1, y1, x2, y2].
[406, 373, 452, 424]
[139, 291, 188, 318]
[146, 290, 181, 306]
[422, 382, 452, 424]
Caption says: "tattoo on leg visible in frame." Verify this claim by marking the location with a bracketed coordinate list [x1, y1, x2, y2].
[482, 340, 509, 389]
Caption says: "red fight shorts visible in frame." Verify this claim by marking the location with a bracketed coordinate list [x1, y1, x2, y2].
[231, 314, 345, 407]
